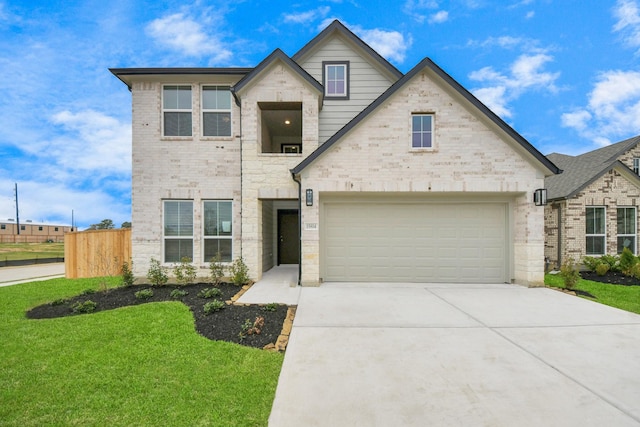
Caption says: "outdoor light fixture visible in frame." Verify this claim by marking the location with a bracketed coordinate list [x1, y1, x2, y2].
[533, 188, 547, 206]
[306, 189, 313, 206]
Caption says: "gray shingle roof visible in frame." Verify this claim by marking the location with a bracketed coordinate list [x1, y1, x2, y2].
[545, 135, 640, 200]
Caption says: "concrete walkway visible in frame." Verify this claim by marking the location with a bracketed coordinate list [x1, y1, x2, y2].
[0, 263, 65, 287]
[241, 271, 640, 426]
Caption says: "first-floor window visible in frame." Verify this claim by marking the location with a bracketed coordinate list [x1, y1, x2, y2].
[586, 206, 606, 255]
[617, 207, 637, 254]
[203, 201, 232, 262]
[164, 200, 193, 263]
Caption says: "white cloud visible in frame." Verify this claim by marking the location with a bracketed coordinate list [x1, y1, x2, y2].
[403, 0, 439, 23]
[146, 13, 232, 63]
[613, 0, 640, 51]
[525, 11, 535, 19]
[318, 19, 411, 63]
[469, 53, 559, 118]
[283, 7, 330, 24]
[428, 11, 449, 24]
[562, 70, 640, 144]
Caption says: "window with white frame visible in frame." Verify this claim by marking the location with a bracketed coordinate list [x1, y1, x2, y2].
[586, 206, 606, 255]
[203, 201, 233, 262]
[634, 158, 640, 175]
[202, 86, 231, 137]
[617, 207, 636, 254]
[323, 62, 349, 98]
[163, 85, 192, 136]
[164, 200, 193, 263]
[412, 114, 434, 149]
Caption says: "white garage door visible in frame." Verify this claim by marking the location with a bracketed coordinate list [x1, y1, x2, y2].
[322, 201, 508, 283]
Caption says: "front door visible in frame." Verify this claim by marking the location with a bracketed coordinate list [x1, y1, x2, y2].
[278, 210, 299, 264]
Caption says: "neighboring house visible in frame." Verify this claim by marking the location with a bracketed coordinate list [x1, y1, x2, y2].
[111, 20, 559, 286]
[545, 135, 640, 268]
[0, 219, 72, 242]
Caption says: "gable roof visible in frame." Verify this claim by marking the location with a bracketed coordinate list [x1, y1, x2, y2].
[292, 56, 561, 176]
[292, 20, 403, 81]
[546, 135, 640, 200]
[232, 48, 323, 104]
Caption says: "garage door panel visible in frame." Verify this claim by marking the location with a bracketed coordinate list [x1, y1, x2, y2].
[323, 201, 507, 283]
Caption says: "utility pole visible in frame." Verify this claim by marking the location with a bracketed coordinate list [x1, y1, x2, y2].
[14, 183, 20, 235]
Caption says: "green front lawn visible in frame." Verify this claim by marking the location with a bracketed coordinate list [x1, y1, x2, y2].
[0, 277, 283, 426]
[545, 273, 640, 315]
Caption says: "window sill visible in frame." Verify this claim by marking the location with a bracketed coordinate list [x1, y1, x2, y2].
[409, 147, 437, 153]
[161, 136, 194, 141]
[259, 153, 303, 157]
[201, 136, 234, 141]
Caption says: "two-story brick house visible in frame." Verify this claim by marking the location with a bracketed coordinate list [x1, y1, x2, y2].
[112, 20, 560, 286]
[545, 135, 640, 268]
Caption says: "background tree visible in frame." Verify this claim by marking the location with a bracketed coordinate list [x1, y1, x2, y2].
[121, 221, 131, 229]
[88, 219, 115, 230]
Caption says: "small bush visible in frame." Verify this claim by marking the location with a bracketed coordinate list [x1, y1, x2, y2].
[147, 258, 168, 286]
[203, 299, 225, 314]
[81, 288, 96, 295]
[229, 257, 249, 286]
[198, 287, 222, 299]
[170, 289, 189, 299]
[50, 298, 68, 306]
[121, 261, 135, 287]
[582, 256, 601, 272]
[173, 257, 197, 286]
[595, 263, 610, 276]
[135, 288, 154, 300]
[631, 263, 640, 280]
[209, 252, 225, 285]
[560, 258, 581, 290]
[600, 254, 621, 272]
[619, 248, 637, 276]
[239, 316, 265, 340]
[72, 300, 97, 314]
[263, 302, 278, 312]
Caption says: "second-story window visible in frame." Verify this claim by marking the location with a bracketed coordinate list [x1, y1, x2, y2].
[323, 62, 349, 99]
[633, 158, 640, 175]
[163, 85, 192, 137]
[202, 86, 232, 137]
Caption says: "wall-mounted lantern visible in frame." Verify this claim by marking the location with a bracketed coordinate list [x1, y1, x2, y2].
[533, 188, 547, 206]
[306, 189, 313, 206]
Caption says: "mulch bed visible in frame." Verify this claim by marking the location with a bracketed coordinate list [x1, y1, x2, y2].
[580, 270, 640, 286]
[26, 283, 289, 350]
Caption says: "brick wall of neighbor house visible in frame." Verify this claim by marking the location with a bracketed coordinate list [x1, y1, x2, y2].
[130, 79, 243, 277]
[299, 69, 547, 286]
[238, 62, 321, 278]
[547, 170, 640, 267]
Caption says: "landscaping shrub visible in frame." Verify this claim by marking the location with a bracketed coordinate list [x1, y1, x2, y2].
[203, 299, 225, 314]
[121, 261, 135, 287]
[209, 252, 225, 285]
[239, 316, 265, 340]
[173, 257, 197, 286]
[135, 288, 154, 300]
[619, 248, 637, 276]
[582, 256, 601, 272]
[71, 300, 97, 314]
[229, 257, 249, 286]
[170, 289, 189, 299]
[263, 302, 278, 312]
[198, 287, 222, 299]
[599, 254, 621, 272]
[147, 258, 168, 286]
[595, 263, 610, 276]
[560, 258, 581, 289]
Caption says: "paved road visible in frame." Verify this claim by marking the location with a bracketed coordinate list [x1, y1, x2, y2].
[0, 263, 65, 287]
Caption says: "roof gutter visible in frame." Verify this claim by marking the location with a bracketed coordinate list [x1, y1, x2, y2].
[290, 171, 302, 287]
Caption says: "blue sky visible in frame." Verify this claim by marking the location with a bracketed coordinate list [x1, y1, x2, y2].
[1, 0, 640, 229]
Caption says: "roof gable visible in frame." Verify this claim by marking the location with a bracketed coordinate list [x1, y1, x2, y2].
[233, 48, 323, 99]
[292, 20, 402, 82]
[292, 57, 560, 176]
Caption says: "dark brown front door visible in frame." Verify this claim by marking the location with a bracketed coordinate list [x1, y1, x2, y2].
[278, 210, 299, 264]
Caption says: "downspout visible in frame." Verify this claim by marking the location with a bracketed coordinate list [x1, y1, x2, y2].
[557, 202, 562, 268]
[291, 171, 302, 286]
[232, 89, 243, 258]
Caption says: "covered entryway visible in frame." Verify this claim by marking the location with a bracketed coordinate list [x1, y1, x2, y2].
[278, 209, 299, 264]
[321, 198, 509, 283]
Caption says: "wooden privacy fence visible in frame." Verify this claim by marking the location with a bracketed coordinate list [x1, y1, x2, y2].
[65, 229, 132, 278]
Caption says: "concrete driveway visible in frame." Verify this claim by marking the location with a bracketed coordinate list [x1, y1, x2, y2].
[242, 280, 640, 426]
